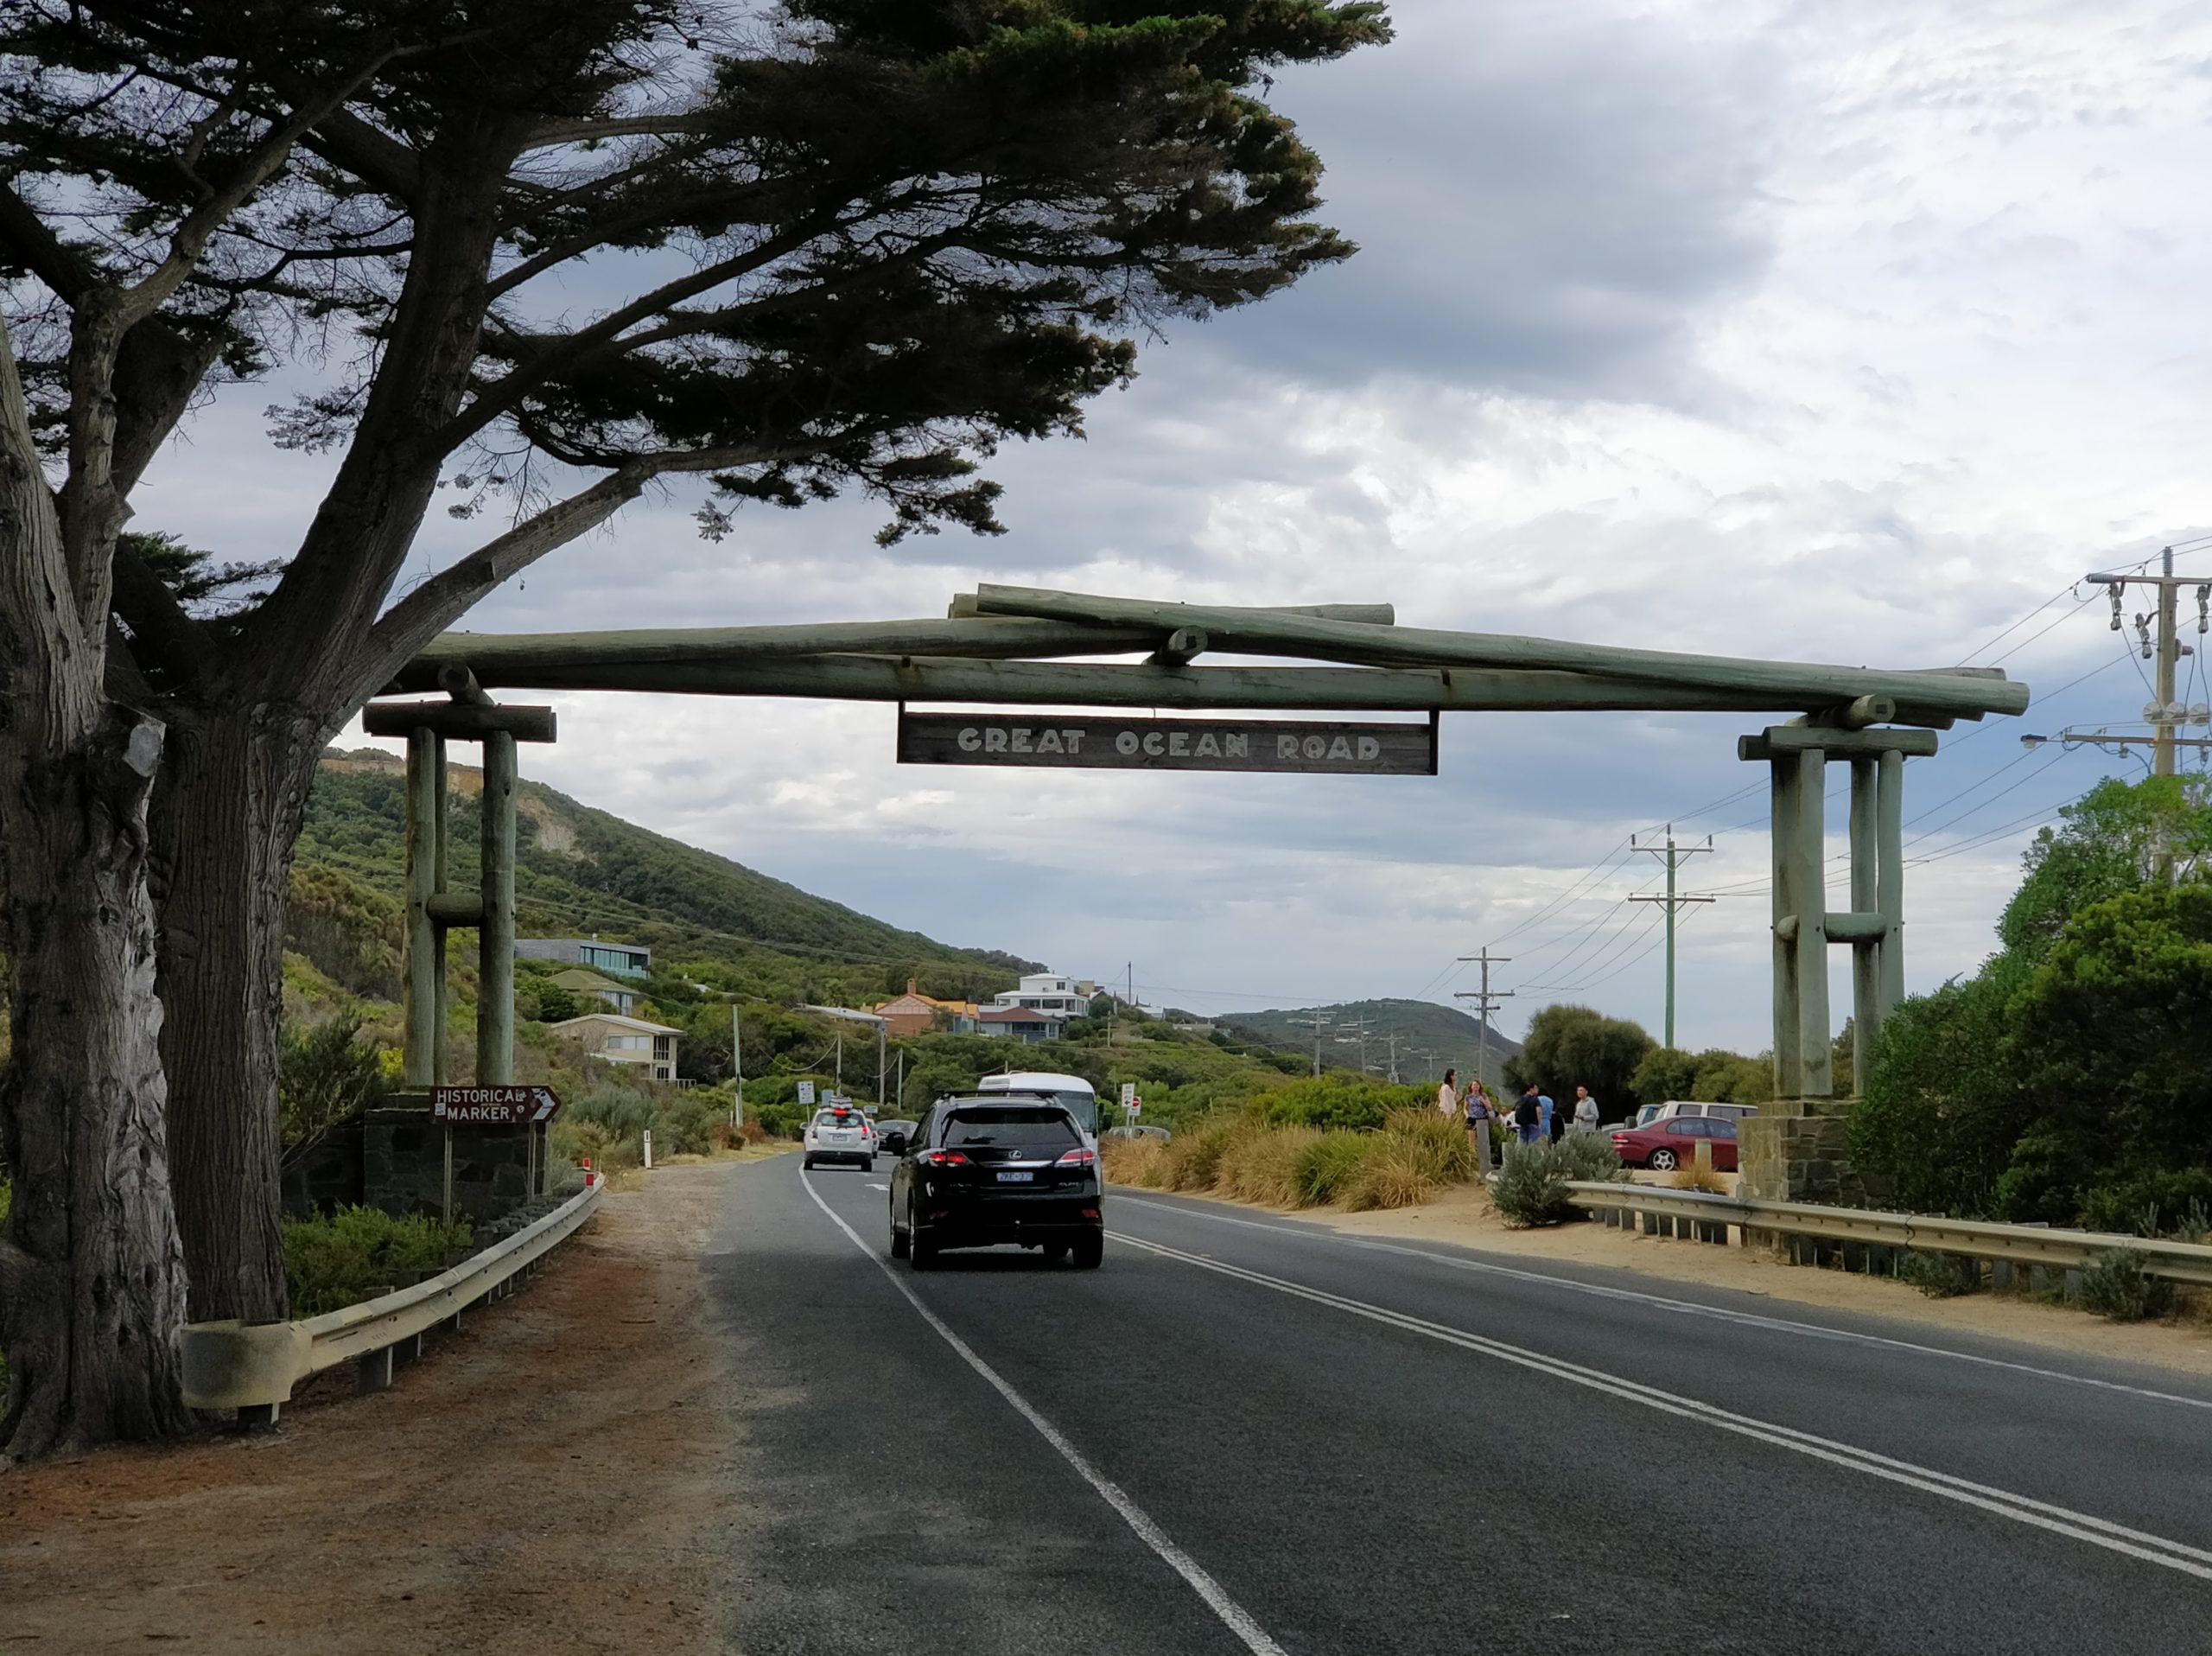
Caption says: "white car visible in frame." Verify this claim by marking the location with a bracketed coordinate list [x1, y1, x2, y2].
[803, 1105, 875, 1170]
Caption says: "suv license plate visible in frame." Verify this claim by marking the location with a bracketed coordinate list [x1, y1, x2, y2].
[995, 1170, 1034, 1183]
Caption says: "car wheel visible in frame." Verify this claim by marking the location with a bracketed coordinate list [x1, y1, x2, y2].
[911, 1231, 938, 1270]
[890, 1218, 909, 1259]
[1649, 1148, 1677, 1171]
[802, 1155, 814, 1170]
[1071, 1232, 1103, 1270]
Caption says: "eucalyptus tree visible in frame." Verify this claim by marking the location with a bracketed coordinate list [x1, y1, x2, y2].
[0, 0, 1389, 1455]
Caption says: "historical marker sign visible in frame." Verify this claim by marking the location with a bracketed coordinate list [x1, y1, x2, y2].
[431, 1085, 563, 1125]
[897, 711, 1439, 775]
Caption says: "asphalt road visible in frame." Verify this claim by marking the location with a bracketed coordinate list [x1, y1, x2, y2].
[702, 1156, 2212, 1654]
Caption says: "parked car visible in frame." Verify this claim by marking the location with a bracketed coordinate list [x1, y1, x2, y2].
[1103, 1124, 1172, 1143]
[874, 1118, 919, 1156]
[1630, 1099, 1760, 1130]
[1611, 1115, 1739, 1173]
[889, 1096, 1103, 1269]
[802, 1105, 875, 1170]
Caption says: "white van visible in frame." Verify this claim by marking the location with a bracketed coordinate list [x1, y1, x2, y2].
[977, 1071, 1100, 1140]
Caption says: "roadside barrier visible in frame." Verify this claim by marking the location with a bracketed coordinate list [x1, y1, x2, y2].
[181, 1181, 602, 1423]
[1564, 1181, 2212, 1289]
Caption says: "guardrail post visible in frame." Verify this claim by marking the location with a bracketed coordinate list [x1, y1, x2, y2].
[358, 1345, 395, 1395]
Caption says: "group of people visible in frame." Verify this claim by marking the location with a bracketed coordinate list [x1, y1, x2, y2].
[1435, 1069, 1601, 1175]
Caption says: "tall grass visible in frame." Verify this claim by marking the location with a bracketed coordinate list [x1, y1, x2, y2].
[1101, 1106, 1486, 1213]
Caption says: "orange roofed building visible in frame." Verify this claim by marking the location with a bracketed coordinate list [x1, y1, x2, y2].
[874, 979, 981, 1037]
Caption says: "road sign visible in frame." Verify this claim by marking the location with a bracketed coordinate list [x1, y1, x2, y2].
[430, 1085, 561, 1125]
[798, 1080, 817, 1105]
[1120, 1082, 1137, 1107]
[897, 711, 1439, 775]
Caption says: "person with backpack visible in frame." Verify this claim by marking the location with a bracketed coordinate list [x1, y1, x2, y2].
[1513, 1084, 1542, 1145]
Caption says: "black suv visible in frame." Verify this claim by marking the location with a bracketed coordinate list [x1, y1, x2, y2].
[888, 1097, 1103, 1269]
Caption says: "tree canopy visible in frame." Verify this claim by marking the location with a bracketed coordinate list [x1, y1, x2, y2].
[1503, 1003, 1656, 1118]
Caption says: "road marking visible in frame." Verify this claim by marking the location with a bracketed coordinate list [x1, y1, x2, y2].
[1116, 1194, 2212, 1414]
[799, 1177, 1288, 1655]
[866, 1181, 889, 1190]
[1114, 1231, 2212, 1583]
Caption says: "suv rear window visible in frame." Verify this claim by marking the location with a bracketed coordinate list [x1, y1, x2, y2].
[814, 1110, 858, 1128]
[942, 1108, 1080, 1151]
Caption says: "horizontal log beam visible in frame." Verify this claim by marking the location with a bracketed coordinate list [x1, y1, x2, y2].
[426, 892, 485, 927]
[964, 584, 2030, 719]
[363, 702, 558, 742]
[1739, 727, 1942, 761]
[1776, 911, 1888, 944]
[395, 653, 1965, 715]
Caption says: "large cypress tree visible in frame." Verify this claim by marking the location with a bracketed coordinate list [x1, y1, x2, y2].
[0, 0, 1389, 1458]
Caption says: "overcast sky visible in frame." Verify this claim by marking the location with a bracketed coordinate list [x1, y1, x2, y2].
[148, 0, 2212, 1053]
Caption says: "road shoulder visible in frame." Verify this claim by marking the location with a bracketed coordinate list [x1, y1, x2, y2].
[1113, 1178, 2212, 1381]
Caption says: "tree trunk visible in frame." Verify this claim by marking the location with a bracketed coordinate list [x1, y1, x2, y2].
[152, 700, 330, 1325]
[0, 713, 194, 1460]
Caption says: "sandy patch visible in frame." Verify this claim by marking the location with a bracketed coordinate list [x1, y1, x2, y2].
[2, 1164, 751, 1655]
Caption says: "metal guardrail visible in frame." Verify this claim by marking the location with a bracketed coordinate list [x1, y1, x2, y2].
[1563, 1181, 2212, 1288]
[181, 1181, 603, 1417]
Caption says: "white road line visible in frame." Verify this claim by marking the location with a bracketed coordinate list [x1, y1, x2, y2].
[1116, 1194, 2212, 1414]
[866, 1181, 889, 1190]
[799, 1177, 1288, 1656]
[1114, 1231, 2212, 1583]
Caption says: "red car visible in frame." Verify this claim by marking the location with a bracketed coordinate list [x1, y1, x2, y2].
[1611, 1115, 1738, 1172]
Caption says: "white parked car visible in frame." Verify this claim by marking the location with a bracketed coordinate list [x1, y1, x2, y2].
[803, 1105, 876, 1170]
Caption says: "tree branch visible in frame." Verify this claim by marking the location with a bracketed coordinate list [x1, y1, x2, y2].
[0, 182, 99, 302]
[109, 538, 213, 687]
[356, 443, 798, 695]
[520, 111, 716, 150]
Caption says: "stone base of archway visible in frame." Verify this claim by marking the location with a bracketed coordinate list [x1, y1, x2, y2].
[1739, 1102, 1894, 1260]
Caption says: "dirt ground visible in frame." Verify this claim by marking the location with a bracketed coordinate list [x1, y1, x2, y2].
[1280, 1181, 2212, 1380]
[2, 1160, 766, 1655]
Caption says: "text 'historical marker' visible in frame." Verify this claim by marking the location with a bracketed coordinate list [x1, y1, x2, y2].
[896, 711, 1438, 775]
[431, 1085, 563, 1125]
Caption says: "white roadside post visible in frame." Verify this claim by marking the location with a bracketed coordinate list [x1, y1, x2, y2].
[643, 1128, 653, 1170]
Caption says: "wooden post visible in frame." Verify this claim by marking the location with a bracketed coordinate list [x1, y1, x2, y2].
[1849, 757, 1880, 1091]
[1789, 748, 1833, 1098]
[478, 729, 518, 1085]
[403, 727, 440, 1087]
[1770, 754, 1802, 1096]
[431, 734, 449, 1086]
[1877, 747, 1906, 1027]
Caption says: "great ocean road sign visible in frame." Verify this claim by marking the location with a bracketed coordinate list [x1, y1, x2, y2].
[896, 711, 1438, 775]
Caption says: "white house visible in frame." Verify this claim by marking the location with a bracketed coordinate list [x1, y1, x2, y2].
[982, 973, 1096, 1020]
[550, 1012, 682, 1082]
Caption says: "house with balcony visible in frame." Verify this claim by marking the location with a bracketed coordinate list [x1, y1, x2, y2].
[549, 968, 639, 1016]
[550, 1011, 681, 1081]
[981, 973, 1096, 1022]
[516, 937, 652, 980]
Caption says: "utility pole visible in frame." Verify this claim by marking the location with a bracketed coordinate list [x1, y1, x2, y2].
[731, 1003, 743, 1129]
[2026, 551, 2212, 882]
[876, 1016, 887, 1109]
[1453, 949, 1513, 1091]
[1387, 1030, 1400, 1084]
[835, 1032, 842, 1092]
[1630, 825, 1715, 1048]
[1291, 1010, 1332, 1077]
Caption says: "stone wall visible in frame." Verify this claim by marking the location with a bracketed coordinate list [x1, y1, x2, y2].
[1738, 1097, 1895, 1257]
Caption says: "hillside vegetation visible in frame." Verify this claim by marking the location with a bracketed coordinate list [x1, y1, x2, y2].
[1226, 998, 1523, 1089]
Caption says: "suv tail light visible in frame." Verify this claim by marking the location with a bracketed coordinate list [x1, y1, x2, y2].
[1055, 1146, 1097, 1167]
[917, 1149, 970, 1168]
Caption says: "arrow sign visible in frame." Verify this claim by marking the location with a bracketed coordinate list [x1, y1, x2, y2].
[432, 1085, 562, 1125]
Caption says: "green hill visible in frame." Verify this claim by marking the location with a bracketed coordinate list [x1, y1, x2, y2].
[293, 748, 1038, 1010]
[1224, 998, 1522, 1091]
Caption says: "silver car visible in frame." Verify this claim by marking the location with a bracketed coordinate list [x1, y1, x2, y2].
[803, 1105, 875, 1170]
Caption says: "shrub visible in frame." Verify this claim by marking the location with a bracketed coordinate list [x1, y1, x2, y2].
[283, 1206, 474, 1316]
[1342, 1139, 1440, 1211]
[1257, 1076, 1429, 1133]
[1292, 1131, 1374, 1207]
[749, 1100, 810, 1140]
[278, 1012, 389, 1162]
[1101, 1135, 1173, 1188]
[1895, 1252, 1982, 1298]
[1670, 1161, 1729, 1194]
[2079, 1168, 2212, 1238]
[1488, 1137, 1625, 1227]
[2079, 1247, 2176, 1322]
[1158, 1114, 1251, 1192]
[1378, 1107, 1479, 1182]
[1216, 1125, 1320, 1207]
[735, 1118, 770, 1146]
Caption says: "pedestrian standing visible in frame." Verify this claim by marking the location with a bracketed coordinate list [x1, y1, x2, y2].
[1538, 1091, 1557, 1142]
[1514, 1084, 1542, 1145]
[1465, 1082, 1495, 1177]
[1572, 1086, 1600, 1135]
[1437, 1067, 1459, 1123]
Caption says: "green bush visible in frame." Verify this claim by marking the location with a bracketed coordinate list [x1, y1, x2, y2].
[2078, 1247, 2176, 1322]
[1256, 1075, 1428, 1132]
[1488, 1136, 1626, 1227]
[1293, 1131, 1374, 1206]
[278, 1012, 388, 1162]
[2078, 1168, 2212, 1237]
[748, 1099, 810, 1140]
[283, 1206, 474, 1316]
[1895, 1252, 1982, 1298]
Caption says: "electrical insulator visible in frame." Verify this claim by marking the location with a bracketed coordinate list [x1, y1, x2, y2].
[2138, 614, 2155, 659]
[2191, 704, 2210, 727]
[2110, 587, 2126, 631]
[2197, 584, 2209, 634]
[2145, 701, 2163, 723]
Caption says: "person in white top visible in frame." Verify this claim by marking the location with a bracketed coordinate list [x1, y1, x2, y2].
[1572, 1086, 1601, 1133]
[1437, 1068, 1459, 1120]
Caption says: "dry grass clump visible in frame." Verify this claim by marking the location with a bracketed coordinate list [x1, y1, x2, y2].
[1669, 1159, 1729, 1194]
[1342, 1139, 1441, 1211]
[1100, 1135, 1172, 1188]
[1294, 1131, 1374, 1206]
[1216, 1124, 1321, 1207]
[1159, 1113, 1253, 1191]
